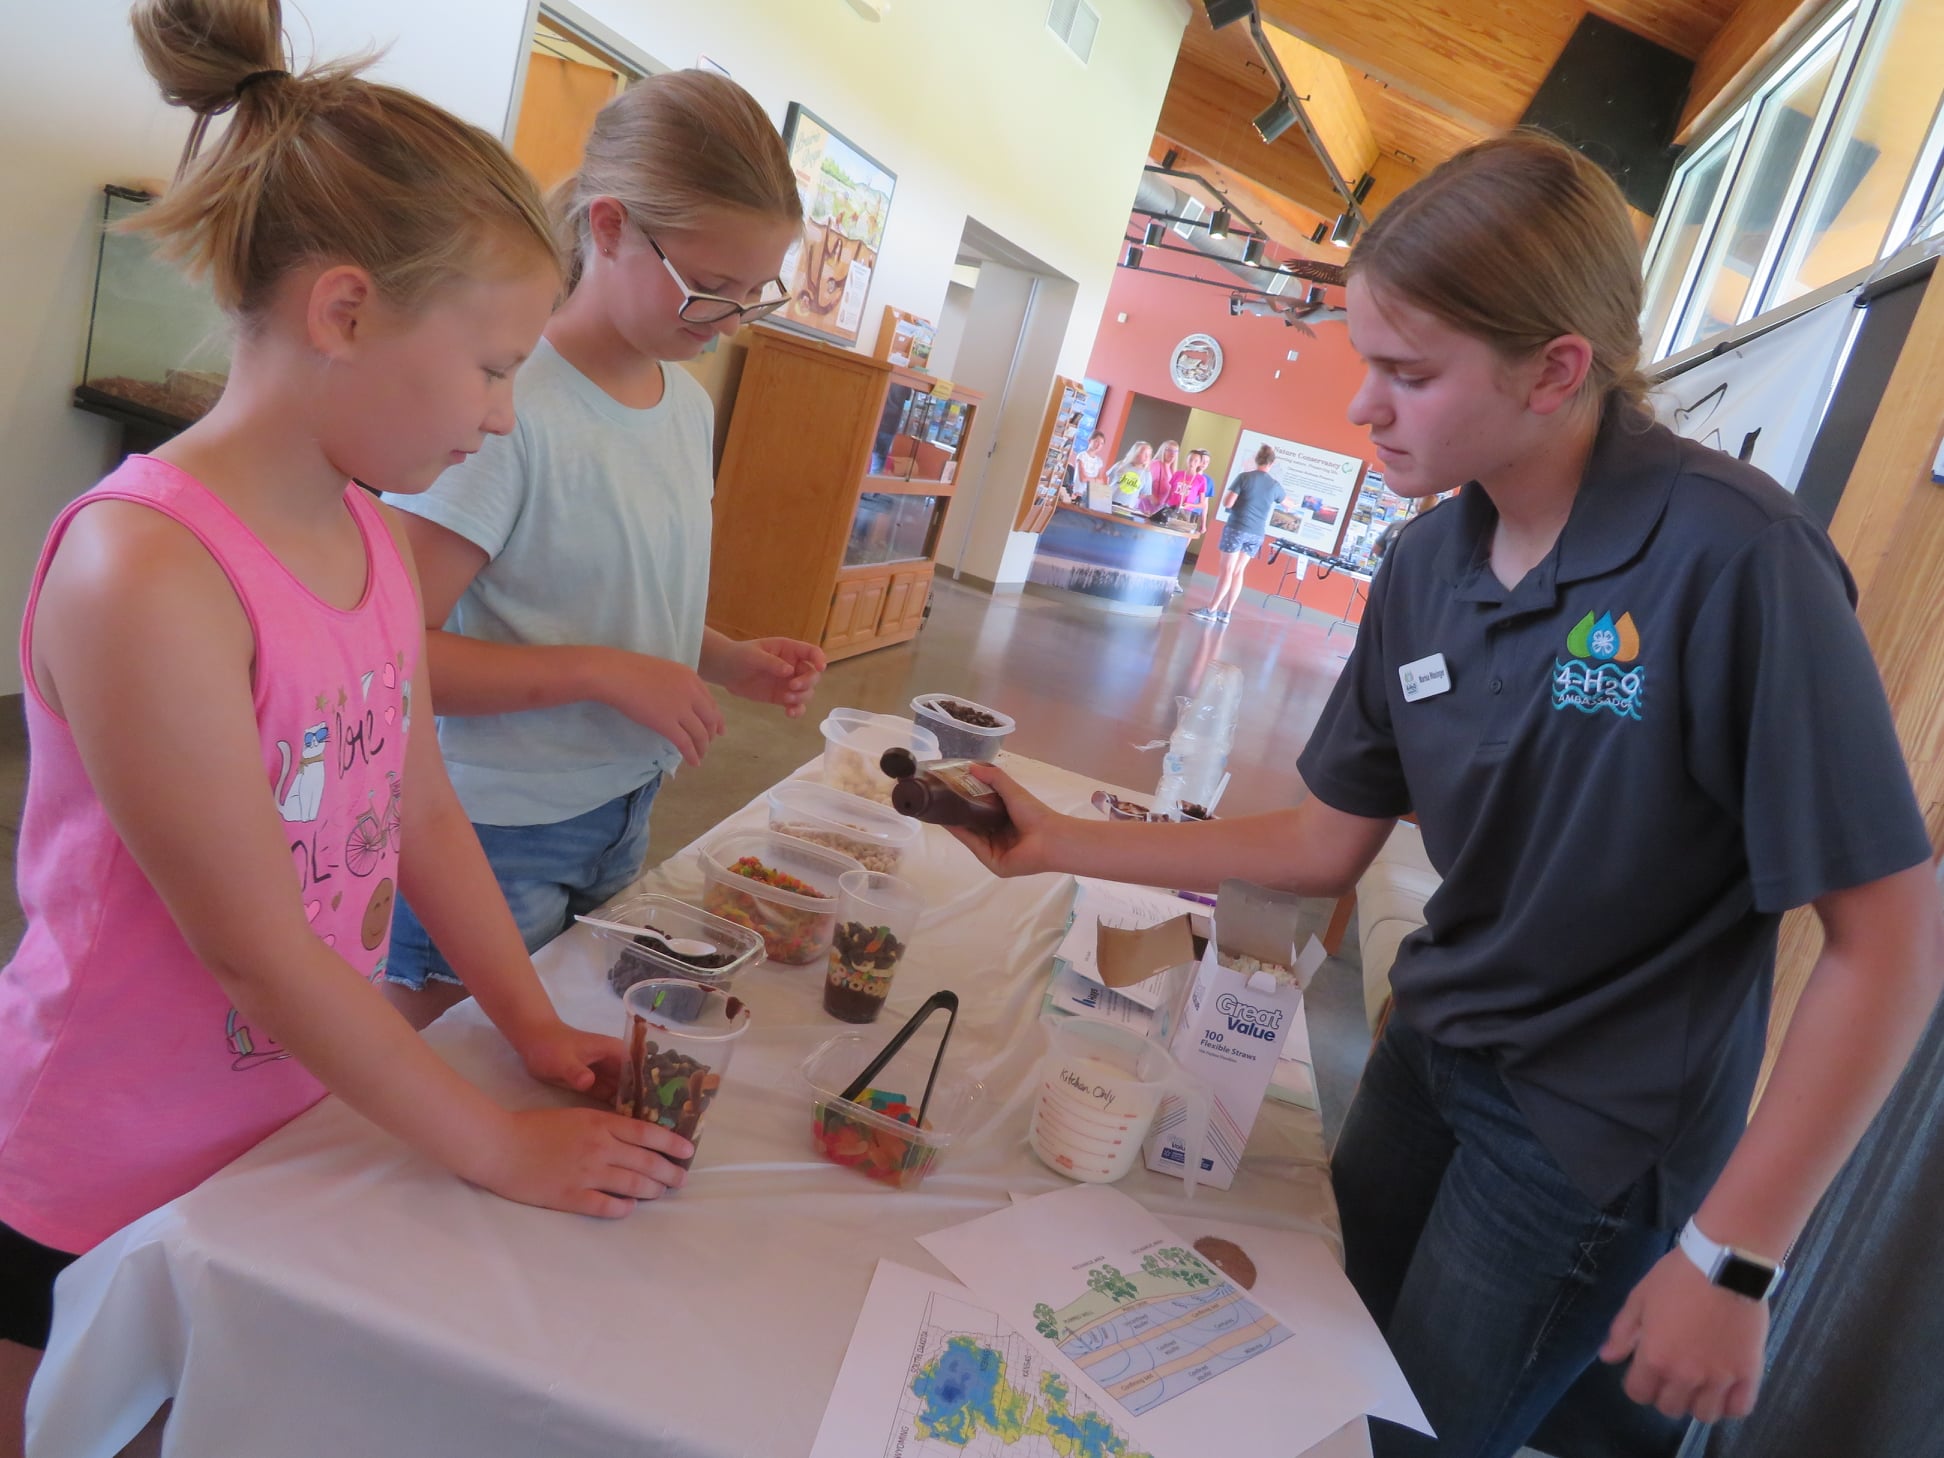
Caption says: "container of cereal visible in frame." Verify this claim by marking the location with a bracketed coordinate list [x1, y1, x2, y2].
[817, 709, 941, 804]
[766, 780, 922, 874]
[696, 829, 862, 966]
[802, 1032, 985, 1190]
[910, 693, 1015, 762]
[587, 893, 766, 997]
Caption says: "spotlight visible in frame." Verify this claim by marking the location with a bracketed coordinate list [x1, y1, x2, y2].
[1309, 222, 1328, 244]
[1207, 208, 1231, 240]
[1306, 286, 1325, 305]
[1252, 96, 1297, 145]
[1203, 0, 1254, 30]
[1228, 294, 1242, 316]
[1161, 148, 1180, 170]
[1124, 244, 1144, 268]
[1353, 172, 1375, 203]
[1242, 237, 1265, 267]
[1330, 212, 1359, 248]
[1143, 220, 1165, 247]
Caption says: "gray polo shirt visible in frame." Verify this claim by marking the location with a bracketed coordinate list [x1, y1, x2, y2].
[1225, 470, 1284, 535]
[1298, 413, 1930, 1224]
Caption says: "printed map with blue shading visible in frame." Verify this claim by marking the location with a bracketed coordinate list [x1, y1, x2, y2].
[1042, 1248, 1292, 1417]
[892, 1286, 1152, 1458]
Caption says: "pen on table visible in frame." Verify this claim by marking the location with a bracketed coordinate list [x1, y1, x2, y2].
[1175, 891, 1217, 908]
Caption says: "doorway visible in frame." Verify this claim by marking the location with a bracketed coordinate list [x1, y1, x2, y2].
[504, 3, 660, 191]
[929, 220, 1077, 588]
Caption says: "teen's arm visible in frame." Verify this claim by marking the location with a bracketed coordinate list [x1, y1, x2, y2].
[35, 503, 687, 1214]
[397, 512, 723, 764]
[1601, 859, 1944, 1423]
[948, 762, 1397, 898]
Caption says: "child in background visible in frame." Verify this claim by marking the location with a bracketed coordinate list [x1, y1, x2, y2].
[381, 71, 826, 1024]
[1107, 440, 1153, 510]
[1166, 448, 1213, 513]
[1145, 439, 1181, 509]
[0, 1, 692, 1445]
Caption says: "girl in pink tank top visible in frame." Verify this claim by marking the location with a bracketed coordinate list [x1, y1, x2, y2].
[1, 4, 695, 1428]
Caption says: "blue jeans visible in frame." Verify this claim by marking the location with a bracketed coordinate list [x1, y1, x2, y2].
[386, 777, 661, 990]
[1332, 1017, 1689, 1458]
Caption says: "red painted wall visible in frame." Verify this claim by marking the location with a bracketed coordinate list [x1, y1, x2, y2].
[1083, 261, 1377, 617]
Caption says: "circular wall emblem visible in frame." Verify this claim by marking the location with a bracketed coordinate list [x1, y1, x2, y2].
[1169, 333, 1223, 393]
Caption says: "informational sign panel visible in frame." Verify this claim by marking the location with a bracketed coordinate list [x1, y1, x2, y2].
[1217, 429, 1367, 555]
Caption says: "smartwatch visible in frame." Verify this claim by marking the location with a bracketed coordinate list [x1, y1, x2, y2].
[1678, 1219, 1785, 1301]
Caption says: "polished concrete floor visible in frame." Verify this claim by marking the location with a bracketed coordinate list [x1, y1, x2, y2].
[0, 571, 1376, 1146]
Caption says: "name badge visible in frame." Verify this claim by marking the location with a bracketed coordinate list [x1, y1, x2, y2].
[1399, 653, 1451, 703]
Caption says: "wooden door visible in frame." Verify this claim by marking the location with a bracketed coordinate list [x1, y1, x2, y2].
[823, 573, 890, 652]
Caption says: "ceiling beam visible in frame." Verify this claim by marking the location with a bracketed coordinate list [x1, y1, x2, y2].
[1147, 140, 1343, 262]
[1258, 27, 1381, 185]
[1156, 51, 1346, 219]
[1258, 0, 1581, 134]
[1678, 0, 1820, 138]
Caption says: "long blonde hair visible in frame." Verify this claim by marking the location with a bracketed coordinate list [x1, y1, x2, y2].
[552, 69, 802, 292]
[125, 0, 557, 317]
[1348, 131, 1650, 416]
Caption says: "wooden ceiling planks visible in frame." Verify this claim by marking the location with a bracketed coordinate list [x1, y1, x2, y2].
[1593, 0, 1744, 60]
[1157, 48, 1348, 219]
[1259, 27, 1381, 183]
[1346, 69, 1488, 171]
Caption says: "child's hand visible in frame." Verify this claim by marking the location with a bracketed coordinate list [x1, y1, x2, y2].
[483, 1107, 692, 1216]
[600, 652, 725, 766]
[719, 637, 826, 717]
[515, 1019, 624, 1107]
[943, 763, 1066, 878]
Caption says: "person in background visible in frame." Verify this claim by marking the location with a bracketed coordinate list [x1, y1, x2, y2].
[1167, 448, 1213, 515]
[1107, 440, 1153, 510]
[1143, 439, 1181, 511]
[1070, 430, 1108, 503]
[2, 3, 693, 1449]
[380, 71, 826, 1026]
[944, 131, 1943, 1458]
[1190, 443, 1284, 623]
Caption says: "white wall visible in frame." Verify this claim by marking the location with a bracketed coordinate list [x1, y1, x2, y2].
[929, 281, 976, 381]
[0, 0, 1187, 693]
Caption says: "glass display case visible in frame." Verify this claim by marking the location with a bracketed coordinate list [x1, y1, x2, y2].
[75, 186, 231, 435]
[842, 491, 943, 568]
[868, 376, 973, 482]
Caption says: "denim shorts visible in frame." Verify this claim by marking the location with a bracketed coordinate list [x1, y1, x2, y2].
[1219, 524, 1265, 556]
[386, 776, 661, 991]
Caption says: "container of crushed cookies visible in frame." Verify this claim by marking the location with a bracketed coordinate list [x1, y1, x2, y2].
[802, 1031, 983, 1190]
[823, 870, 924, 1024]
[766, 779, 922, 875]
[696, 829, 861, 966]
[586, 894, 765, 998]
[910, 693, 1014, 762]
[817, 709, 940, 804]
[618, 979, 751, 1171]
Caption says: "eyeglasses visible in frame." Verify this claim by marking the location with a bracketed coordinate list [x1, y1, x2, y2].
[646, 234, 788, 326]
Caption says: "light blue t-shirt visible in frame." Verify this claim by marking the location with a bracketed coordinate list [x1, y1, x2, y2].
[384, 339, 714, 826]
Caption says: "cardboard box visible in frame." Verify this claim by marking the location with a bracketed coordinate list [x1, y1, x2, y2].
[1142, 882, 1321, 1190]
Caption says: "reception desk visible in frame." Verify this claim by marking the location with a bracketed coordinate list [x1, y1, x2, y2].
[1026, 504, 1195, 615]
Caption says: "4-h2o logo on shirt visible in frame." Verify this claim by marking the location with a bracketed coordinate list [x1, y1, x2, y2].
[1553, 610, 1646, 720]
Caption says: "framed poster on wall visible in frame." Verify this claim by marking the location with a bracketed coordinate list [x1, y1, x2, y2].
[775, 103, 897, 347]
[1214, 429, 1366, 555]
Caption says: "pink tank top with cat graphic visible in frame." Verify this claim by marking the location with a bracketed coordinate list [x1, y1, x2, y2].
[0, 457, 420, 1252]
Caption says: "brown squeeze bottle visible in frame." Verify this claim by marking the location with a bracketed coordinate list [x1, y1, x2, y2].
[879, 748, 1012, 835]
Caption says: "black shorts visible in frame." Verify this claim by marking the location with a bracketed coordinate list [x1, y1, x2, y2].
[1220, 524, 1266, 557]
[0, 1218, 79, 1349]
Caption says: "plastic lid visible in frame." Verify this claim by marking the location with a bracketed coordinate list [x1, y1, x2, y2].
[819, 709, 942, 760]
[766, 779, 922, 848]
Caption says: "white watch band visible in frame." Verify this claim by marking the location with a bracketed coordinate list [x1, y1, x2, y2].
[1679, 1218, 1785, 1298]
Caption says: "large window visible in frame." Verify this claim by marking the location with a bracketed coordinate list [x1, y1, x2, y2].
[1641, 0, 1944, 362]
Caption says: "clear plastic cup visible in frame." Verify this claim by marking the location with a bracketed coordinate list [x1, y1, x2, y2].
[617, 980, 752, 1170]
[823, 870, 925, 1024]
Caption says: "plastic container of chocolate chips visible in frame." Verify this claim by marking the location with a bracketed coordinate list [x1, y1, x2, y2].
[910, 693, 1014, 762]
[589, 893, 766, 997]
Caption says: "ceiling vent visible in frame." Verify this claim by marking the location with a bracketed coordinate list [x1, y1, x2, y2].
[1047, 0, 1099, 64]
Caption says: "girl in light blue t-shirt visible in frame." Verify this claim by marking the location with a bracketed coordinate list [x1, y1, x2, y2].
[382, 72, 822, 1022]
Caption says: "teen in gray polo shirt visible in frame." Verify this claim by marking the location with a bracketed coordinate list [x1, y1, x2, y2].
[952, 135, 1940, 1458]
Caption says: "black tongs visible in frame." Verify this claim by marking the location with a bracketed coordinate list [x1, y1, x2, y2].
[838, 990, 959, 1126]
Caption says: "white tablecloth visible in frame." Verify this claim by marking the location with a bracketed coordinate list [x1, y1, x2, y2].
[29, 756, 1362, 1458]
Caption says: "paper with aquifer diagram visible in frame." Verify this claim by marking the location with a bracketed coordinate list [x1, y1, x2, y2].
[899, 1183, 1419, 1458]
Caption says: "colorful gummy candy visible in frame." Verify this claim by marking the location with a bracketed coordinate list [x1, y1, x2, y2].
[811, 1086, 937, 1189]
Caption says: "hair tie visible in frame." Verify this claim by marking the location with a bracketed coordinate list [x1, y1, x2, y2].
[234, 69, 289, 98]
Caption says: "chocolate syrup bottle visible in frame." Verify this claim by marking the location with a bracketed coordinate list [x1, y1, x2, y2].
[879, 748, 1012, 834]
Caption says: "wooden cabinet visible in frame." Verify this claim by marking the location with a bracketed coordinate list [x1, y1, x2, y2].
[709, 326, 981, 661]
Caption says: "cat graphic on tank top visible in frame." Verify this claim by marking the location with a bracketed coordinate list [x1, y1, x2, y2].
[274, 722, 330, 823]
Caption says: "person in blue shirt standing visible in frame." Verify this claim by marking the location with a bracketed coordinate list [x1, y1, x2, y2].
[1191, 443, 1285, 623]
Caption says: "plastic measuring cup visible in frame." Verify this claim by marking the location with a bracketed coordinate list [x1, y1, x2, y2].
[1029, 1016, 1210, 1197]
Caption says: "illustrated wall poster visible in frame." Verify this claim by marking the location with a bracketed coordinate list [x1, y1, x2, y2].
[776, 103, 897, 347]
[1215, 428, 1366, 555]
